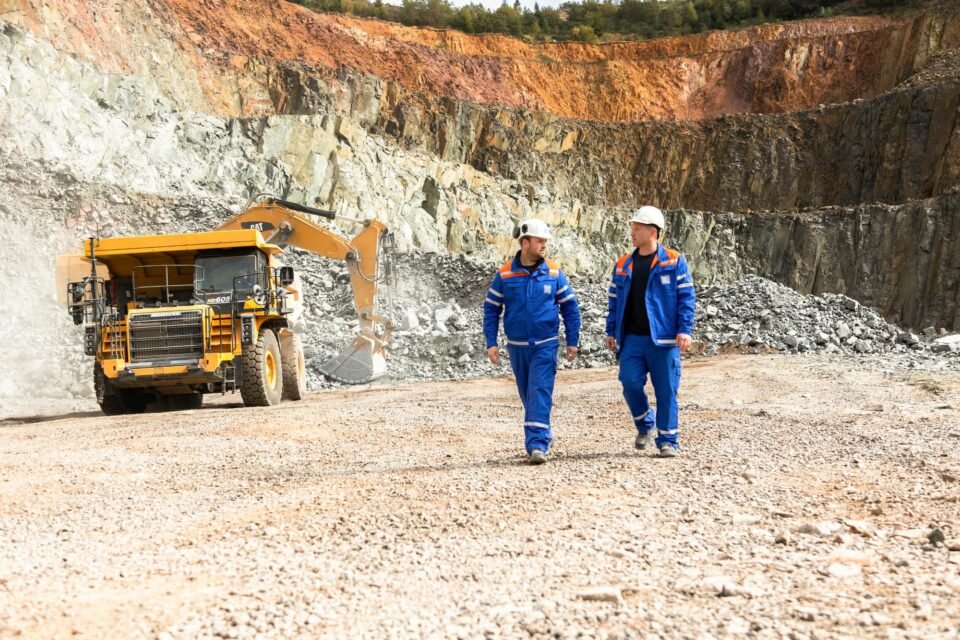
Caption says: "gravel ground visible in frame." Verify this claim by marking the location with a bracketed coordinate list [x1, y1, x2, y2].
[1, 355, 958, 639]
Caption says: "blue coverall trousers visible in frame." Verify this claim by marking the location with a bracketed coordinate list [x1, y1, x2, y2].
[507, 343, 558, 454]
[618, 334, 681, 449]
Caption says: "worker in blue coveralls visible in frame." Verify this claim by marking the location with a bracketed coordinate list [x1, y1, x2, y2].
[605, 206, 696, 457]
[483, 218, 581, 465]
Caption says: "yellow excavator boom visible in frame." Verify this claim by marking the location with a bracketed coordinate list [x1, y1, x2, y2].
[216, 198, 394, 383]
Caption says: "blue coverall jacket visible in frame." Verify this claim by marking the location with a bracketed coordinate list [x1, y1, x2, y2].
[605, 244, 696, 349]
[483, 255, 581, 349]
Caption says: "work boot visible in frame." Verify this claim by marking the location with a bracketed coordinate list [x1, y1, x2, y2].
[635, 430, 655, 450]
[659, 444, 678, 458]
[528, 449, 547, 465]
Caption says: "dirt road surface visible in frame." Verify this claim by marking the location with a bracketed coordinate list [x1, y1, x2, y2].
[1, 355, 958, 639]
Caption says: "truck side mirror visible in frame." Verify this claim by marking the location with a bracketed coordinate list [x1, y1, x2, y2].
[279, 266, 295, 286]
[71, 282, 85, 303]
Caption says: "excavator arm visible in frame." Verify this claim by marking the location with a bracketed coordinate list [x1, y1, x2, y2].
[217, 198, 394, 383]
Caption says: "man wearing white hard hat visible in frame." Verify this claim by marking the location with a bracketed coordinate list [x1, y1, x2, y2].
[604, 206, 696, 457]
[483, 218, 581, 465]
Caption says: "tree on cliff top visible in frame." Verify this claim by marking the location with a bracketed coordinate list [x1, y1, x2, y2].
[287, 0, 901, 42]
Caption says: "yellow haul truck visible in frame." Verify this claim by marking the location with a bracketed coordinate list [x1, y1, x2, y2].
[57, 198, 394, 415]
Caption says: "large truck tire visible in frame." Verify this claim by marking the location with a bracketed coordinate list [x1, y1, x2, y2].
[240, 328, 283, 407]
[280, 331, 307, 401]
[95, 363, 149, 415]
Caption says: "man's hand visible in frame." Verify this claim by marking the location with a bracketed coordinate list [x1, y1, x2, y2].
[604, 335, 617, 352]
[565, 346, 578, 362]
[487, 346, 501, 365]
[676, 333, 692, 353]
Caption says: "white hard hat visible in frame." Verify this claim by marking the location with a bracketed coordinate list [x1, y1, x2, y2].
[513, 218, 552, 241]
[629, 205, 665, 230]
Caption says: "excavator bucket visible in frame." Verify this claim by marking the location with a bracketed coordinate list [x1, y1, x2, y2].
[319, 335, 387, 384]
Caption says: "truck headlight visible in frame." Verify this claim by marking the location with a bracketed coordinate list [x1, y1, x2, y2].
[241, 315, 255, 346]
[84, 326, 97, 356]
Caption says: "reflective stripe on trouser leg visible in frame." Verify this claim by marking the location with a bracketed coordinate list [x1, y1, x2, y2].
[617, 334, 656, 435]
[508, 344, 557, 454]
[643, 338, 681, 448]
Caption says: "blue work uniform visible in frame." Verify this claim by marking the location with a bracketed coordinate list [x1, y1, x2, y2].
[606, 244, 696, 449]
[483, 254, 581, 454]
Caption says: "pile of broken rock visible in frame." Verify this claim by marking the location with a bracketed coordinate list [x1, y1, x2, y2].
[694, 275, 960, 358]
[289, 255, 959, 389]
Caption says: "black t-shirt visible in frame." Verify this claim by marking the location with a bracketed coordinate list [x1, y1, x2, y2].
[517, 252, 543, 274]
[623, 249, 657, 336]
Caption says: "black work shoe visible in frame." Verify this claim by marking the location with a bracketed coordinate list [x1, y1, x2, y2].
[635, 431, 655, 450]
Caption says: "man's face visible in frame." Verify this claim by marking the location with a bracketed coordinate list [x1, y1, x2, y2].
[522, 236, 549, 259]
[630, 222, 658, 247]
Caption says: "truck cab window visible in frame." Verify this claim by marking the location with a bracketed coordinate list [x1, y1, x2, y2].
[195, 255, 257, 293]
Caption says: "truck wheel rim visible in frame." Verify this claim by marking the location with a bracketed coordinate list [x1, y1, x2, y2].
[266, 351, 277, 388]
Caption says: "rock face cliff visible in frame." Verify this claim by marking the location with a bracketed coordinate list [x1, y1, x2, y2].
[0, 0, 958, 410]
[668, 195, 960, 331]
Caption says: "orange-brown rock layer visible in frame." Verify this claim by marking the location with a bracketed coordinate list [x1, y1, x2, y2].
[4, 0, 958, 122]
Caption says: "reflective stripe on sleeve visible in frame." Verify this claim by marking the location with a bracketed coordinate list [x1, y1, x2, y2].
[678, 282, 694, 289]
[485, 297, 502, 307]
[557, 294, 575, 304]
[488, 288, 504, 297]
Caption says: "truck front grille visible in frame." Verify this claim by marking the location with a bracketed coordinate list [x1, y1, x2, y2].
[128, 310, 204, 363]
